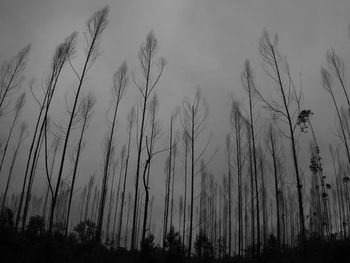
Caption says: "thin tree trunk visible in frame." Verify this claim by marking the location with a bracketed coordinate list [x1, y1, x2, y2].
[1, 124, 26, 213]
[65, 107, 89, 236]
[188, 106, 194, 258]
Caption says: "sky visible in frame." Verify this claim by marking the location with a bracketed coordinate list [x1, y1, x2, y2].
[0, 0, 350, 240]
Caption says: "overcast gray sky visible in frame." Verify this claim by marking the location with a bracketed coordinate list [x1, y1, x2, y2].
[0, 0, 350, 240]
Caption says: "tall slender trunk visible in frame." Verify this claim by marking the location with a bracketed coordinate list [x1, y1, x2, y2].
[247, 125, 255, 252]
[182, 134, 188, 249]
[141, 157, 151, 247]
[1, 125, 26, 213]
[16, 86, 49, 228]
[0, 115, 16, 172]
[270, 130, 280, 248]
[117, 113, 133, 246]
[65, 110, 88, 236]
[163, 117, 173, 247]
[188, 106, 194, 258]
[125, 194, 131, 248]
[246, 83, 260, 254]
[260, 155, 267, 246]
[42, 138, 59, 222]
[227, 139, 232, 257]
[106, 162, 117, 241]
[269, 45, 305, 246]
[22, 129, 44, 229]
[98, 103, 121, 241]
[170, 143, 176, 229]
[84, 175, 94, 222]
[131, 47, 152, 251]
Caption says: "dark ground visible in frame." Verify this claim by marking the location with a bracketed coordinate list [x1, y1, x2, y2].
[1, 212, 349, 263]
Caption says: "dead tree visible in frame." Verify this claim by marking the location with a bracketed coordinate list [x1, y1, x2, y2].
[241, 60, 260, 253]
[1, 122, 28, 213]
[117, 107, 135, 246]
[225, 134, 232, 256]
[49, 6, 109, 237]
[42, 135, 61, 222]
[131, 31, 166, 250]
[65, 93, 95, 236]
[17, 33, 76, 229]
[181, 87, 216, 257]
[258, 30, 305, 246]
[97, 61, 128, 241]
[0, 93, 25, 175]
[266, 125, 281, 248]
[182, 129, 190, 248]
[141, 94, 162, 248]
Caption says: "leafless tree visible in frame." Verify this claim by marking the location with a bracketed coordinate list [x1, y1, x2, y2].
[0, 93, 25, 175]
[65, 93, 96, 236]
[141, 94, 163, 248]
[182, 129, 190, 248]
[117, 107, 135, 246]
[48, 6, 109, 236]
[181, 87, 216, 257]
[231, 100, 245, 256]
[163, 112, 176, 248]
[131, 31, 166, 250]
[83, 173, 95, 223]
[266, 124, 282, 248]
[225, 134, 232, 256]
[258, 30, 305, 246]
[1, 122, 28, 213]
[19, 32, 77, 230]
[241, 60, 260, 253]
[42, 135, 61, 222]
[97, 61, 127, 241]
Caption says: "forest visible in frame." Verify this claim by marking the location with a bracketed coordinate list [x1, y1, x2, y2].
[1, 4, 350, 263]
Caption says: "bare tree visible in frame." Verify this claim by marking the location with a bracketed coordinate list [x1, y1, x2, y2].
[48, 6, 109, 236]
[170, 139, 178, 230]
[225, 134, 232, 256]
[84, 173, 95, 222]
[258, 30, 305, 246]
[117, 107, 135, 246]
[131, 31, 166, 250]
[19, 32, 77, 230]
[97, 61, 128, 241]
[182, 129, 190, 248]
[0, 93, 25, 175]
[106, 161, 118, 243]
[241, 60, 260, 253]
[163, 112, 175, 248]
[230, 100, 245, 256]
[111, 160, 120, 243]
[1, 122, 28, 213]
[266, 124, 282, 248]
[42, 135, 61, 222]
[141, 94, 163, 248]
[65, 93, 96, 236]
[181, 87, 216, 257]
